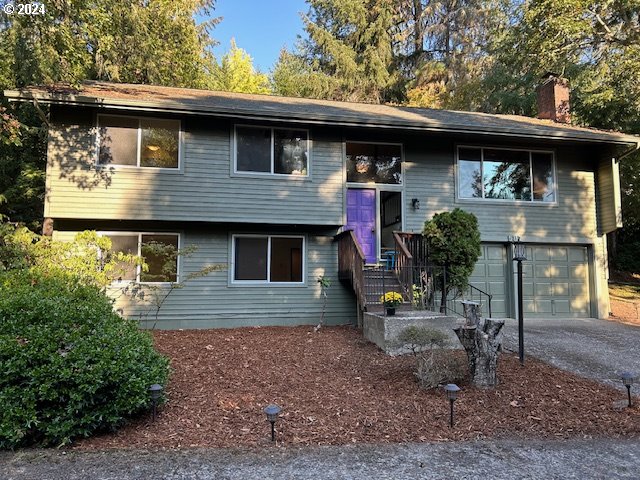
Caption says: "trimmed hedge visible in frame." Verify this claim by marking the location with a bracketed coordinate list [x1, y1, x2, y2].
[0, 271, 169, 448]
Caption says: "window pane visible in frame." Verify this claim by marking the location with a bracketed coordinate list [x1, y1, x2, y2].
[483, 150, 531, 200]
[140, 119, 179, 168]
[532, 153, 555, 202]
[274, 130, 308, 175]
[270, 237, 303, 282]
[234, 237, 268, 280]
[458, 160, 482, 198]
[141, 234, 179, 282]
[346, 143, 376, 183]
[236, 127, 271, 172]
[346, 143, 402, 184]
[106, 234, 138, 281]
[458, 147, 481, 161]
[372, 144, 402, 184]
[98, 116, 138, 166]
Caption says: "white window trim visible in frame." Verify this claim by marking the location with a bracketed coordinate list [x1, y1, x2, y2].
[230, 234, 306, 285]
[232, 124, 311, 178]
[345, 140, 405, 186]
[455, 145, 558, 205]
[100, 231, 181, 284]
[95, 114, 183, 171]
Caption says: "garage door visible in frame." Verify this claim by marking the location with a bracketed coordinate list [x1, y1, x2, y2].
[523, 246, 591, 318]
[468, 244, 508, 318]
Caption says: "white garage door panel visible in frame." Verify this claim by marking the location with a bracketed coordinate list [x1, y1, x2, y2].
[523, 245, 590, 318]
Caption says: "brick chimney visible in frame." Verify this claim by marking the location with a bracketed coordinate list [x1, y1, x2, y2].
[536, 72, 571, 124]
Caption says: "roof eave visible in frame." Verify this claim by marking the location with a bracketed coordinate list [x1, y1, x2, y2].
[4, 89, 639, 147]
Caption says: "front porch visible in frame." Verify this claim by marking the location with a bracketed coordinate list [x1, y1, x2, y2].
[362, 309, 459, 355]
[336, 230, 494, 323]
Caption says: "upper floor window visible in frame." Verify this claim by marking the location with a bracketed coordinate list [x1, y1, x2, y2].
[346, 142, 402, 184]
[457, 146, 556, 203]
[97, 115, 180, 169]
[234, 125, 309, 176]
[102, 232, 180, 283]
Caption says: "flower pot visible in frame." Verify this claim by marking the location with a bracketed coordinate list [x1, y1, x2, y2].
[386, 307, 396, 316]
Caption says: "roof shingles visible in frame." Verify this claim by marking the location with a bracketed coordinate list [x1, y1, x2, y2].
[5, 81, 639, 146]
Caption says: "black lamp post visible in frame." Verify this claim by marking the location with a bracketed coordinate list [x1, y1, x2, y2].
[509, 235, 527, 366]
[149, 384, 163, 422]
[444, 384, 460, 428]
[621, 372, 635, 407]
[263, 404, 282, 441]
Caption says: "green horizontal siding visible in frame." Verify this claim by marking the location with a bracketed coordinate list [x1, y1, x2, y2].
[54, 227, 356, 329]
[403, 140, 599, 244]
[45, 108, 345, 226]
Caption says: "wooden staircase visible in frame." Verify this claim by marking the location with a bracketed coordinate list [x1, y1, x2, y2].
[362, 268, 412, 314]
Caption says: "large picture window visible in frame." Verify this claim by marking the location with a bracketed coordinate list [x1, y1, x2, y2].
[457, 146, 556, 202]
[232, 235, 304, 283]
[346, 142, 402, 184]
[235, 125, 309, 176]
[97, 115, 180, 169]
[102, 232, 180, 283]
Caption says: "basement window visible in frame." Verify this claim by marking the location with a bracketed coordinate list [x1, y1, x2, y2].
[232, 235, 304, 283]
[102, 232, 180, 283]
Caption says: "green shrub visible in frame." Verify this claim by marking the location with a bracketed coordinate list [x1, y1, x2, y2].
[0, 270, 170, 448]
[613, 242, 640, 274]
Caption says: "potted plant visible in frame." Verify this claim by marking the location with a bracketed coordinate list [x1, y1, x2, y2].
[380, 291, 403, 316]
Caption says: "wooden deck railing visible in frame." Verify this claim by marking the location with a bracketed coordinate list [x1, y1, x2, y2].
[393, 232, 414, 299]
[336, 230, 367, 311]
[395, 232, 429, 266]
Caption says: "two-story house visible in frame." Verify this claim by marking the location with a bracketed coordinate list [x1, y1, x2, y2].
[5, 78, 638, 328]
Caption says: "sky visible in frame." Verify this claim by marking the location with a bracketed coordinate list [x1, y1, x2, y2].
[206, 0, 308, 73]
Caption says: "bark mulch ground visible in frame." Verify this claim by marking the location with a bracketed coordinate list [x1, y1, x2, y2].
[77, 326, 639, 450]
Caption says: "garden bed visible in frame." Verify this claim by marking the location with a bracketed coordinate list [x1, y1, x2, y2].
[77, 326, 639, 449]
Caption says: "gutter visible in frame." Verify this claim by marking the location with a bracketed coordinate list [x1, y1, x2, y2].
[615, 140, 640, 162]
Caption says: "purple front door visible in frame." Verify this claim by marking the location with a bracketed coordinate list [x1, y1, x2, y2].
[346, 188, 377, 264]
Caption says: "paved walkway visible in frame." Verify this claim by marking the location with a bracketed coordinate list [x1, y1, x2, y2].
[2, 439, 639, 479]
[501, 317, 640, 390]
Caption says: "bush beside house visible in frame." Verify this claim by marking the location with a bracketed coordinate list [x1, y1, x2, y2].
[0, 223, 170, 448]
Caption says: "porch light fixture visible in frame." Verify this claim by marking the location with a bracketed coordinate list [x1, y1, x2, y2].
[263, 404, 282, 441]
[621, 372, 635, 407]
[444, 384, 460, 428]
[149, 384, 163, 422]
[509, 235, 527, 262]
[411, 198, 420, 210]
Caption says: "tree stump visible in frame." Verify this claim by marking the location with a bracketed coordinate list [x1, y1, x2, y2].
[453, 301, 504, 388]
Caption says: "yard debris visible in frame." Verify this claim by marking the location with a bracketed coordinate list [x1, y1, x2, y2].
[76, 326, 639, 450]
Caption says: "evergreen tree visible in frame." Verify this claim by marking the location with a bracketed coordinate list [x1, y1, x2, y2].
[0, 0, 220, 229]
[297, 0, 400, 102]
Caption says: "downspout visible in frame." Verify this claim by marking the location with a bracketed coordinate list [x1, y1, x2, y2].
[614, 140, 640, 163]
[30, 96, 51, 128]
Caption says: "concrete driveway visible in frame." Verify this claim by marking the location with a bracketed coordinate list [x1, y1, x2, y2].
[2, 439, 640, 480]
[501, 317, 640, 390]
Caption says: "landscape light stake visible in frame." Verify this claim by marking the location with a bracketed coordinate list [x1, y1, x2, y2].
[621, 372, 635, 407]
[444, 384, 460, 428]
[263, 404, 282, 441]
[509, 235, 527, 366]
[149, 384, 163, 422]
